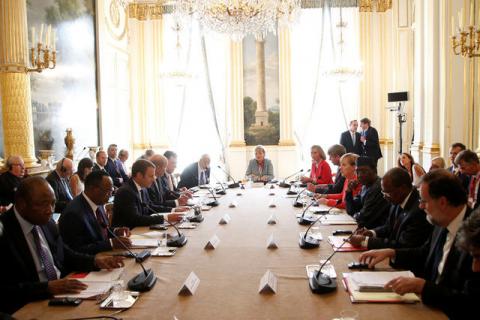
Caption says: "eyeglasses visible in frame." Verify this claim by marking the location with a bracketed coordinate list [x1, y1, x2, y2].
[12, 163, 25, 169]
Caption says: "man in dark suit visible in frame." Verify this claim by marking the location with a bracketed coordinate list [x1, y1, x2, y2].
[359, 118, 382, 166]
[447, 142, 469, 191]
[359, 170, 480, 319]
[105, 144, 128, 188]
[0, 155, 25, 207]
[148, 154, 189, 209]
[46, 158, 74, 214]
[92, 150, 108, 173]
[339, 120, 362, 155]
[344, 156, 390, 229]
[59, 171, 131, 255]
[349, 167, 433, 249]
[310, 144, 346, 194]
[178, 154, 211, 189]
[111, 159, 184, 229]
[0, 177, 124, 315]
[455, 149, 480, 210]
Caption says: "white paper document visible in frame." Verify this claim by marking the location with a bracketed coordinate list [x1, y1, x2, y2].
[131, 238, 160, 248]
[320, 214, 357, 225]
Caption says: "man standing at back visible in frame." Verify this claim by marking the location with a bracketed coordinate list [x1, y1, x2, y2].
[359, 118, 382, 166]
[340, 120, 362, 155]
[105, 144, 128, 188]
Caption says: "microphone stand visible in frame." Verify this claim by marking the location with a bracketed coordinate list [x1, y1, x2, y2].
[279, 169, 304, 188]
[299, 206, 337, 249]
[216, 182, 227, 195]
[297, 200, 317, 225]
[164, 219, 188, 247]
[293, 188, 308, 208]
[309, 233, 354, 294]
[105, 228, 157, 292]
[206, 188, 219, 207]
[217, 165, 240, 188]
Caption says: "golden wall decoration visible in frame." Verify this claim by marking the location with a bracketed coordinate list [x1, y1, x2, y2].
[128, 2, 166, 20]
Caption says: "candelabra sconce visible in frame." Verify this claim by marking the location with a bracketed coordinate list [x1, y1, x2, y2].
[451, 27, 480, 58]
[451, 3, 480, 58]
[28, 43, 56, 72]
[28, 23, 57, 73]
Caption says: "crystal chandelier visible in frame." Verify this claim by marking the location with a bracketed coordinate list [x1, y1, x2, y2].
[176, 0, 300, 41]
[159, 19, 194, 86]
[322, 7, 363, 83]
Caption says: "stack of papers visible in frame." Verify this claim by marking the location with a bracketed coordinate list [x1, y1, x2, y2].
[306, 260, 337, 279]
[320, 214, 357, 225]
[130, 238, 160, 248]
[328, 236, 367, 252]
[343, 271, 420, 303]
[57, 268, 125, 299]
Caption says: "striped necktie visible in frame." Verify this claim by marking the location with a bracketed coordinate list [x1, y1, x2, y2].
[31, 226, 58, 281]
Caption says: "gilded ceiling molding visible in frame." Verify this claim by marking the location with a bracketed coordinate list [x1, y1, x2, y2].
[358, 0, 392, 12]
[128, 1, 172, 20]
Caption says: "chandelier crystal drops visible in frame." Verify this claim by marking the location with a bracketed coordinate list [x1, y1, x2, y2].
[176, 0, 300, 41]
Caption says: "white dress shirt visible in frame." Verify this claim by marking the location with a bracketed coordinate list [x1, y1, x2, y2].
[14, 208, 61, 282]
[437, 205, 467, 280]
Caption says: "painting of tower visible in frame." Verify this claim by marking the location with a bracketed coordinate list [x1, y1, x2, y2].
[243, 33, 280, 146]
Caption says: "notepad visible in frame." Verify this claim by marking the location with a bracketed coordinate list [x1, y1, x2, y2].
[131, 238, 160, 248]
[342, 272, 420, 303]
[321, 214, 357, 225]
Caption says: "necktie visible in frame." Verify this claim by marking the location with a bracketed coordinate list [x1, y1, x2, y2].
[392, 206, 404, 236]
[469, 176, 478, 207]
[31, 226, 58, 281]
[199, 171, 205, 185]
[427, 228, 449, 282]
[167, 174, 174, 191]
[95, 207, 108, 240]
[62, 179, 73, 200]
[156, 179, 164, 202]
[352, 132, 355, 146]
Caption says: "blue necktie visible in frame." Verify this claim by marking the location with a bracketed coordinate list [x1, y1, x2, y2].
[31, 226, 58, 281]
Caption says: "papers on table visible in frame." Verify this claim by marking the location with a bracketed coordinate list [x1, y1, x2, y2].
[343, 271, 420, 303]
[58, 269, 125, 299]
[306, 261, 337, 279]
[151, 246, 176, 257]
[328, 236, 367, 252]
[320, 214, 357, 225]
[130, 238, 160, 248]
[299, 231, 323, 241]
[140, 231, 165, 238]
[178, 222, 197, 229]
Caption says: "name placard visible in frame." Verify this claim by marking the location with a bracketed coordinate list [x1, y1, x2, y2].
[178, 271, 200, 296]
[204, 234, 220, 250]
[266, 234, 278, 249]
[267, 214, 277, 225]
[258, 270, 277, 294]
[228, 201, 238, 208]
[268, 199, 277, 208]
[218, 214, 231, 225]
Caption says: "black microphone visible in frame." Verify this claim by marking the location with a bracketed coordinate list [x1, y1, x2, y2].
[104, 227, 156, 292]
[216, 182, 227, 195]
[279, 168, 304, 188]
[297, 199, 317, 225]
[143, 203, 188, 247]
[293, 187, 309, 208]
[163, 219, 188, 247]
[217, 165, 240, 188]
[206, 188, 219, 207]
[299, 205, 338, 249]
[309, 233, 354, 294]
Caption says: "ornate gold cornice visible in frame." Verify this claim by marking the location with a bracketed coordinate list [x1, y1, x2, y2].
[0, 64, 27, 73]
[229, 141, 247, 148]
[358, 0, 392, 12]
[422, 144, 441, 154]
[278, 139, 296, 147]
[128, 2, 168, 20]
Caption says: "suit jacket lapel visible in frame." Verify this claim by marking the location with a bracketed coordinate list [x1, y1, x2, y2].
[79, 196, 104, 240]
[6, 211, 39, 280]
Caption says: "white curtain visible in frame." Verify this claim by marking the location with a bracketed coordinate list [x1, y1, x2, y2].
[162, 15, 228, 176]
[291, 4, 361, 167]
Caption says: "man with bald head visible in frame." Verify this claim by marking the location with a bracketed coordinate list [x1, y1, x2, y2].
[46, 158, 74, 214]
[0, 155, 26, 208]
[178, 154, 211, 189]
[148, 154, 189, 208]
[0, 177, 124, 314]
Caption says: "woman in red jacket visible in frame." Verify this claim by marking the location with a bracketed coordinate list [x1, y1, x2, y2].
[301, 145, 333, 186]
[315, 153, 361, 209]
